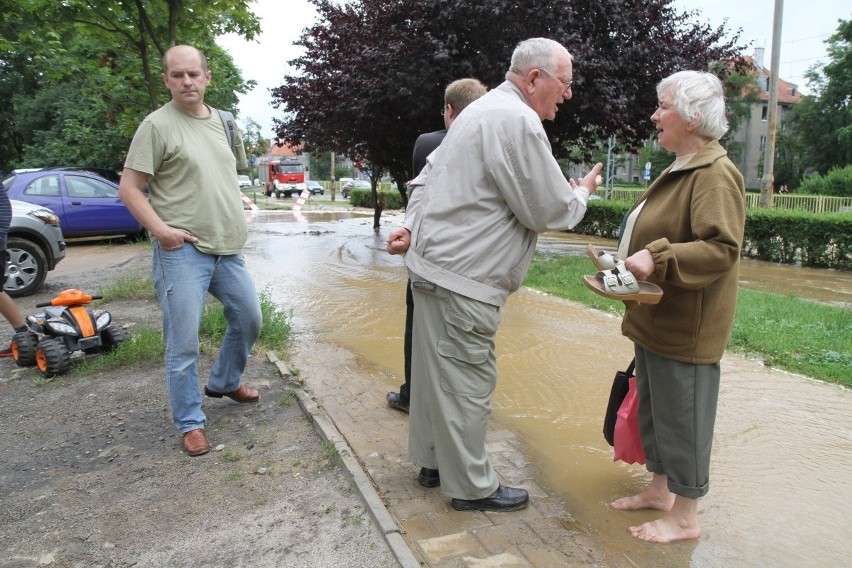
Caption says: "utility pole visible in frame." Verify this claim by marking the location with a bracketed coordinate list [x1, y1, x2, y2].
[759, 0, 784, 208]
[330, 151, 336, 201]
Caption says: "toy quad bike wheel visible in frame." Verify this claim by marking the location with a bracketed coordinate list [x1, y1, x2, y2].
[101, 326, 127, 353]
[11, 330, 40, 367]
[35, 338, 72, 377]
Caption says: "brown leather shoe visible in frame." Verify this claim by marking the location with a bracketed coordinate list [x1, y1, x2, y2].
[204, 384, 260, 403]
[182, 428, 210, 456]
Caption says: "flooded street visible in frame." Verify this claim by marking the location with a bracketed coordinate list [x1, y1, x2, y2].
[244, 210, 851, 567]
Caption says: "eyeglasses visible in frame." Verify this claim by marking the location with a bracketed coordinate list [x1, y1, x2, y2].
[538, 68, 573, 91]
[439, 105, 446, 116]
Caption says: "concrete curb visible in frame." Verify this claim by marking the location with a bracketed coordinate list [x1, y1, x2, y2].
[267, 352, 421, 568]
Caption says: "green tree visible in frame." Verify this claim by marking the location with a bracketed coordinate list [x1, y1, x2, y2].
[0, 0, 260, 174]
[273, 0, 745, 219]
[785, 19, 852, 176]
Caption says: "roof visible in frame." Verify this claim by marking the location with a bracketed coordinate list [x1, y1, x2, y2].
[740, 55, 803, 105]
[265, 140, 302, 159]
[755, 68, 803, 104]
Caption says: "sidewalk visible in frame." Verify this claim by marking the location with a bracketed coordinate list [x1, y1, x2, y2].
[274, 344, 634, 567]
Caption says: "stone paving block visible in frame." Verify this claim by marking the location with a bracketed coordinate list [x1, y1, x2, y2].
[481, 502, 545, 525]
[525, 517, 601, 564]
[426, 508, 495, 534]
[390, 492, 437, 519]
[525, 495, 570, 520]
[417, 531, 489, 565]
[518, 543, 596, 567]
[470, 520, 542, 554]
[462, 552, 532, 567]
[398, 512, 441, 541]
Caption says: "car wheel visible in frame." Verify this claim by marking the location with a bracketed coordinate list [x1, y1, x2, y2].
[4, 237, 48, 298]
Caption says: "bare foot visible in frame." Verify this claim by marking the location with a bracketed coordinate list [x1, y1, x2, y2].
[610, 490, 675, 511]
[628, 515, 701, 543]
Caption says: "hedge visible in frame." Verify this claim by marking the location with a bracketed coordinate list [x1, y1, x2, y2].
[350, 188, 404, 209]
[570, 200, 851, 270]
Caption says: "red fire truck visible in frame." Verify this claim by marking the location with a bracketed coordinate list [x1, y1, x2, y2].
[258, 158, 306, 198]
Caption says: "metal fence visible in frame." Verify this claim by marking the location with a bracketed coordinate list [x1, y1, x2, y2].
[608, 188, 852, 213]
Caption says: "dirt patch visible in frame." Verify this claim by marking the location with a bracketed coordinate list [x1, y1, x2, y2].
[0, 245, 397, 567]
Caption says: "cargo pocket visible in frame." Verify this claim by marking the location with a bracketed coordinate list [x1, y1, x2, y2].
[437, 293, 500, 398]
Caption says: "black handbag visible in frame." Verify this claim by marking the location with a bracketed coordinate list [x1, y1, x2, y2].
[603, 358, 635, 446]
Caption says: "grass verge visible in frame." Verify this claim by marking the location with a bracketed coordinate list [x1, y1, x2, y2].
[524, 254, 851, 388]
[73, 276, 291, 376]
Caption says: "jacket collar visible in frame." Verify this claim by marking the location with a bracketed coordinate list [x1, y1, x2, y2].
[632, 139, 728, 209]
[497, 80, 535, 112]
[676, 139, 728, 172]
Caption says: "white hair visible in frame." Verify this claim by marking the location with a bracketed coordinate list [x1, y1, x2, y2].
[506, 37, 572, 79]
[657, 71, 729, 140]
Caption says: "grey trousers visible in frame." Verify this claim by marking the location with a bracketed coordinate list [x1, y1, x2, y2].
[407, 271, 502, 500]
[634, 345, 720, 499]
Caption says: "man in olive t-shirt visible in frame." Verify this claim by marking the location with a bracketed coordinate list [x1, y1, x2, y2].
[119, 45, 262, 458]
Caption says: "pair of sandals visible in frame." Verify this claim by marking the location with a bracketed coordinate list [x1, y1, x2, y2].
[582, 244, 663, 307]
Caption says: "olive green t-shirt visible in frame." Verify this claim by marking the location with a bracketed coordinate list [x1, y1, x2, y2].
[124, 101, 247, 254]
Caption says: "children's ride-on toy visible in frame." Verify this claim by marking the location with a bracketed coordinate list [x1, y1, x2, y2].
[10, 288, 127, 377]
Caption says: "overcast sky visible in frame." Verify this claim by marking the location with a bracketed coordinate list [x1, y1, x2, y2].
[217, 0, 849, 139]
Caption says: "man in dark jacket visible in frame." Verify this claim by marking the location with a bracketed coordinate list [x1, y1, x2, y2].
[386, 78, 488, 414]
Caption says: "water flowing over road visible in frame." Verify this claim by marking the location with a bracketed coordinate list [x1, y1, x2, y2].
[244, 209, 851, 567]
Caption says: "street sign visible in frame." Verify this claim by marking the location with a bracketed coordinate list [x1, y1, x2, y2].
[249, 156, 256, 165]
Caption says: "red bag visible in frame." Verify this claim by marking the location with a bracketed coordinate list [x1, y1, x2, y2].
[613, 376, 646, 464]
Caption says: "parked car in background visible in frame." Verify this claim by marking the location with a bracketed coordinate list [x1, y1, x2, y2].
[341, 179, 372, 198]
[238, 175, 252, 188]
[2, 169, 144, 239]
[5, 199, 66, 297]
[306, 181, 324, 196]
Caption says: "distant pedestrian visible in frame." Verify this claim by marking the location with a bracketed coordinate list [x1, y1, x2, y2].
[119, 44, 262, 457]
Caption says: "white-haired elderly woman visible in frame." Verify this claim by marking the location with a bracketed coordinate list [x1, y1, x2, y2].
[609, 70, 745, 543]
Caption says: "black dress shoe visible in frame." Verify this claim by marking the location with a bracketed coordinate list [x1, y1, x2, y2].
[386, 391, 409, 414]
[451, 485, 529, 512]
[418, 467, 440, 488]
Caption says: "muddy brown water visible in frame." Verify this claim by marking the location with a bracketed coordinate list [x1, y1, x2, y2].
[244, 210, 849, 567]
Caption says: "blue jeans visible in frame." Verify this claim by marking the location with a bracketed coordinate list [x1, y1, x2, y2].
[152, 242, 262, 434]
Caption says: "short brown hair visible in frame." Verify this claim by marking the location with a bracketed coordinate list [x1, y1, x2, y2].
[444, 79, 488, 114]
[162, 44, 209, 73]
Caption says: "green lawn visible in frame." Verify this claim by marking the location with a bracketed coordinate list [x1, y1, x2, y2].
[524, 254, 851, 388]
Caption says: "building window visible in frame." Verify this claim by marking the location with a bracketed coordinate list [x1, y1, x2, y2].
[761, 105, 768, 121]
[759, 135, 766, 150]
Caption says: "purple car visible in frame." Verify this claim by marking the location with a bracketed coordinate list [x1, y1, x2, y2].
[2, 169, 144, 239]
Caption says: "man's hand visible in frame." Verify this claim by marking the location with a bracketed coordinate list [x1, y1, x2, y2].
[158, 228, 199, 251]
[569, 162, 604, 194]
[386, 227, 411, 255]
